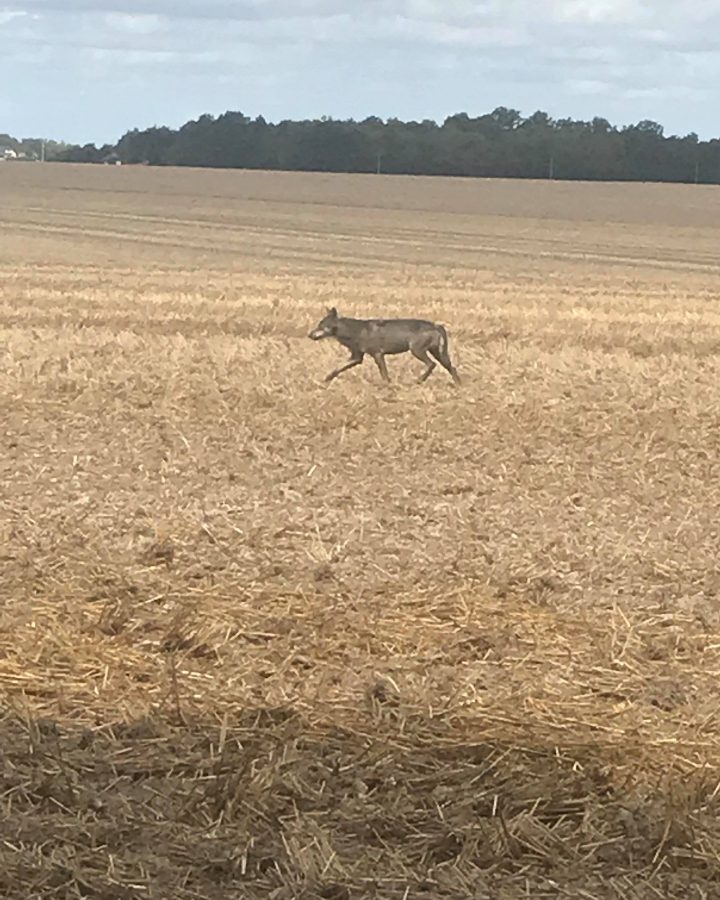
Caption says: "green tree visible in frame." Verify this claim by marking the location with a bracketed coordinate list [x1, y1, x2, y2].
[49, 107, 720, 185]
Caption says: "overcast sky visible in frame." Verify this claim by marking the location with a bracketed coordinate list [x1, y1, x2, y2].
[1, 0, 719, 144]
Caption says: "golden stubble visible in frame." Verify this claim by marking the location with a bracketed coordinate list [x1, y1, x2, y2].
[2, 164, 720, 896]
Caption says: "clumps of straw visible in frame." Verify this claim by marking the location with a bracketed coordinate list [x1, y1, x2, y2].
[2, 586, 720, 898]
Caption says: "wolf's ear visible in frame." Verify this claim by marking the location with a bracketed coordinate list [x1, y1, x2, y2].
[327, 306, 338, 317]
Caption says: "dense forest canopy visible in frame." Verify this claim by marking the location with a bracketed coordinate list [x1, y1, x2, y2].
[12, 108, 720, 183]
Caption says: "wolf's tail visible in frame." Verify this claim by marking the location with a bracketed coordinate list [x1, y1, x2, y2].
[436, 324, 450, 358]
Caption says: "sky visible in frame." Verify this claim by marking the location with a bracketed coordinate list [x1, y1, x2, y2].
[1, 0, 719, 145]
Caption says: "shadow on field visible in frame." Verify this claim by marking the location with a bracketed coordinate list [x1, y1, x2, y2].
[2, 706, 718, 899]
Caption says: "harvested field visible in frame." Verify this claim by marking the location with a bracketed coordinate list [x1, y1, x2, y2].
[2, 163, 720, 898]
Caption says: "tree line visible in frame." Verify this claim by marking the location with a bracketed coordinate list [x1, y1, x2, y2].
[53, 107, 720, 184]
[0, 133, 68, 161]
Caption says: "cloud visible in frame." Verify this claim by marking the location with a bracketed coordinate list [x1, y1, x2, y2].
[553, 0, 645, 25]
[0, 0, 357, 21]
[569, 79, 613, 96]
[372, 16, 531, 49]
[2, 0, 720, 141]
[0, 10, 27, 24]
[104, 13, 163, 34]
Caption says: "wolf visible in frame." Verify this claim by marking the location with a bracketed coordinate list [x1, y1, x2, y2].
[308, 307, 461, 386]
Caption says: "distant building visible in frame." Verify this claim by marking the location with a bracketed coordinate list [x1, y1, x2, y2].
[1, 148, 18, 160]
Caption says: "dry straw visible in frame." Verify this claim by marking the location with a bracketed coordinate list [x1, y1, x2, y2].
[3, 164, 720, 898]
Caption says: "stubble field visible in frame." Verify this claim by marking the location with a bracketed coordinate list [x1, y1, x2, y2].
[2, 163, 720, 898]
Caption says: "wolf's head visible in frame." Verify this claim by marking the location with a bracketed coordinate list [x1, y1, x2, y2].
[308, 307, 339, 340]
